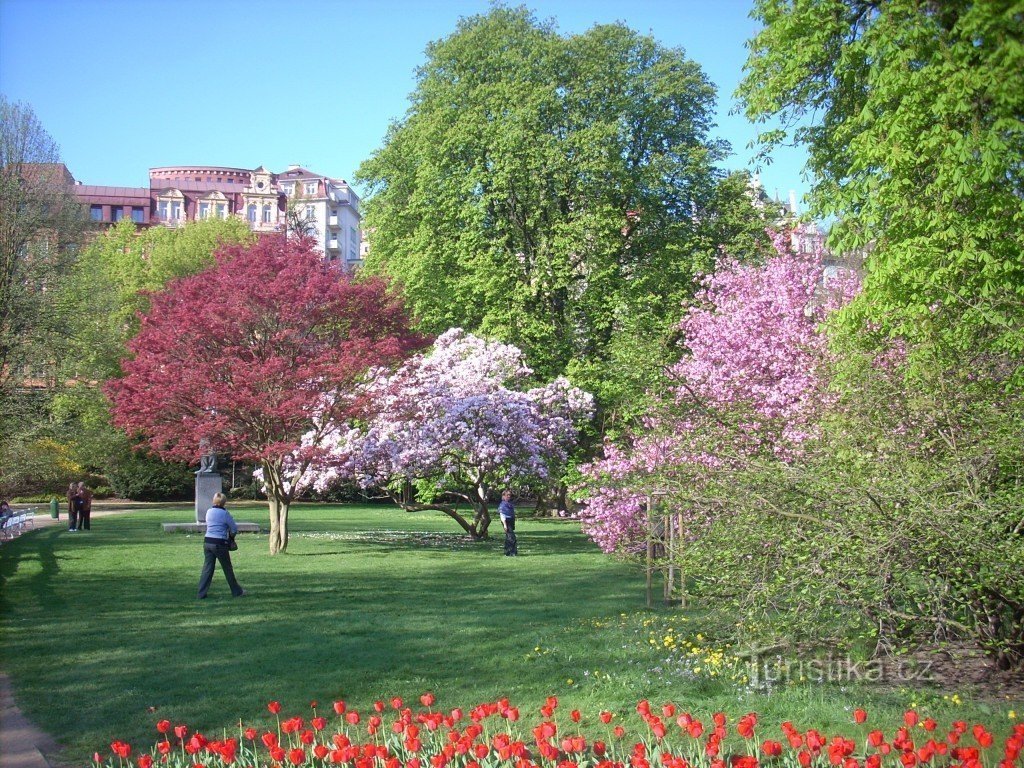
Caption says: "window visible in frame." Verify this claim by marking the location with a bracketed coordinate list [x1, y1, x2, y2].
[113, 208, 125, 222]
[247, 204, 257, 223]
[262, 204, 272, 223]
[131, 207, 145, 223]
[199, 202, 210, 219]
[90, 205, 103, 221]
[305, 181, 317, 195]
[282, 183, 295, 197]
[171, 201, 182, 220]
[158, 201, 169, 220]
[216, 203, 226, 219]
[305, 205, 315, 221]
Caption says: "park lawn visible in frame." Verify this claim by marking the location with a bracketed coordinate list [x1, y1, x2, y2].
[0, 503, 1017, 762]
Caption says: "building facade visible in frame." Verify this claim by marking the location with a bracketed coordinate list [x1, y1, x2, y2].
[72, 164, 362, 268]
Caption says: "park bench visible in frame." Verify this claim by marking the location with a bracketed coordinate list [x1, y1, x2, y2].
[0, 509, 36, 542]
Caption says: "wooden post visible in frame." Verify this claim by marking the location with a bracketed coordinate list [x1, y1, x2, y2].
[646, 493, 654, 608]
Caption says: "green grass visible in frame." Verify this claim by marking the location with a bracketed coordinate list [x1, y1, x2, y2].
[0, 504, 1017, 762]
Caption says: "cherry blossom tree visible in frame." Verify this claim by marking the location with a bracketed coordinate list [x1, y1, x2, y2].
[107, 235, 426, 554]
[299, 329, 594, 539]
[576, 232, 859, 552]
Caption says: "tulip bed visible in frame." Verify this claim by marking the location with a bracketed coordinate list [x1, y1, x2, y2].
[98, 696, 1022, 768]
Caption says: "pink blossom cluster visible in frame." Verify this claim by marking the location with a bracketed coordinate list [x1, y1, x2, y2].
[301, 329, 593, 498]
[577, 234, 860, 552]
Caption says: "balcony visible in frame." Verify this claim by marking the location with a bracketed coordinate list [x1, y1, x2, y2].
[328, 238, 340, 250]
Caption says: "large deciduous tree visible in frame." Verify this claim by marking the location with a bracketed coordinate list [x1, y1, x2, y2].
[299, 329, 593, 539]
[357, 7, 729, 417]
[738, 0, 1024, 377]
[0, 95, 84, 493]
[107, 236, 426, 553]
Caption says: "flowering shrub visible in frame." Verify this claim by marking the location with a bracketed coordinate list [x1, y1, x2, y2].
[576, 232, 858, 553]
[93, 695, 1022, 768]
[296, 329, 593, 539]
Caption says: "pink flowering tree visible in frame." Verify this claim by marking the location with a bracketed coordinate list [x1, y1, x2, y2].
[576, 232, 859, 552]
[107, 236, 426, 554]
[299, 329, 594, 539]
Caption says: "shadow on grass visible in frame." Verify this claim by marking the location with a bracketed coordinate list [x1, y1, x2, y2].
[0, 505, 645, 758]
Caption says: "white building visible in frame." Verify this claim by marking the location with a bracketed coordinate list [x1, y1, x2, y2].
[276, 165, 362, 268]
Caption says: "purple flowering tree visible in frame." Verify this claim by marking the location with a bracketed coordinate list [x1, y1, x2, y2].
[576, 232, 859, 552]
[301, 329, 594, 538]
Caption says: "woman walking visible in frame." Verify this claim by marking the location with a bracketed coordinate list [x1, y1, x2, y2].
[197, 493, 246, 599]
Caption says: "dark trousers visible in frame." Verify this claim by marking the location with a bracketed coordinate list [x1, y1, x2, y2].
[197, 540, 243, 598]
[79, 509, 91, 530]
[503, 518, 518, 556]
[68, 507, 78, 530]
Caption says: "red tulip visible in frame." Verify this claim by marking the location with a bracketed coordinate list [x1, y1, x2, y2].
[346, 711, 361, 725]
[138, 755, 153, 768]
[174, 725, 188, 740]
[570, 710, 581, 723]
[904, 711, 919, 728]
[156, 720, 171, 734]
[420, 693, 436, 707]
[922, 719, 937, 732]
[268, 701, 282, 715]
[600, 711, 613, 724]
[854, 709, 867, 724]
[762, 741, 783, 757]
[613, 726, 625, 739]
[288, 747, 306, 765]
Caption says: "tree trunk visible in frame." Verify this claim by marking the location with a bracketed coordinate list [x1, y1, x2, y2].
[262, 460, 291, 555]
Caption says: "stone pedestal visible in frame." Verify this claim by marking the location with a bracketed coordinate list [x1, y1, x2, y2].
[194, 472, 223, 523]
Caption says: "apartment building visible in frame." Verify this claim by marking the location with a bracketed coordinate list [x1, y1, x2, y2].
[73, 163, 362, 268]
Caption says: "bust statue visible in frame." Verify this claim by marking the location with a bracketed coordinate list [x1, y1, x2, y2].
[197, 439, 219, 474]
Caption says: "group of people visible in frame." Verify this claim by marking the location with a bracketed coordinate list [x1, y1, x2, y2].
[65, 482, 93, 531]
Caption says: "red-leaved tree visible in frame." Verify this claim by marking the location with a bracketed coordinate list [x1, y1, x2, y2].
[107, 236, 426, 554]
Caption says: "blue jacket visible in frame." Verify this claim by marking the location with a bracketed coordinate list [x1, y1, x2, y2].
[205, 506, 238, 540]
[498, 499, 515, 520]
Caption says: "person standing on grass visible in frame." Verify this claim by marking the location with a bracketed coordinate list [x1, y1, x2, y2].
[66, 482, 78, 531]
[498, 489, 517, 557]
[76, 482, 93, 530]
[197, 492, 245, 599]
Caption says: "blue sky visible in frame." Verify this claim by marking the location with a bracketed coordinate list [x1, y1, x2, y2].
[0, 0, 811, 207]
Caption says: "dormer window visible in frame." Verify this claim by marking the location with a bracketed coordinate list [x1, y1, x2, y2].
[282, 183, 295, 197]
[305, 181, 318, 195]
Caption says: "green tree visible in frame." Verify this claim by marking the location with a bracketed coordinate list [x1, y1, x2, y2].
[0, 95, 86, 494]
[738, 0, 1024, 374]
[52, 217, 254, 497]
[357, 7, 729, 415]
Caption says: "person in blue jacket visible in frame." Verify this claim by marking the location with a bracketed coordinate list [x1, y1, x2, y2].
[498, 489, 518, 556]
[197, 493, 245, 598]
